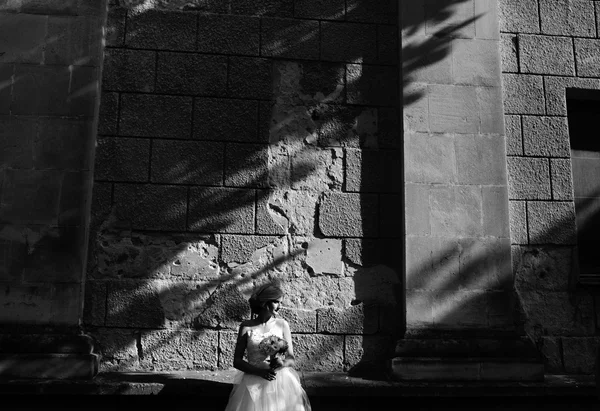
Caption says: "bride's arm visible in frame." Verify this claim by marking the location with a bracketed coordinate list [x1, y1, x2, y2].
[233, 324, 276, 380]
[281, 320, 296, 368]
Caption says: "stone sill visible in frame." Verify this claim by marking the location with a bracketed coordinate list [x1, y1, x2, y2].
[0, 370, 597, 399]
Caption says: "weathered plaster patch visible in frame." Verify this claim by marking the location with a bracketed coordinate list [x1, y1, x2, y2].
[305, 238, 343, 276]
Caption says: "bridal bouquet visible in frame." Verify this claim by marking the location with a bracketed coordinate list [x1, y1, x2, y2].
[258, 334, 288, 369]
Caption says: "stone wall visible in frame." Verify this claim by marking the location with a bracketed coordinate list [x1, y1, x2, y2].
[85, 0, 402, 373]
[499, 0, 600, 374]
[0, 2, 105, 331]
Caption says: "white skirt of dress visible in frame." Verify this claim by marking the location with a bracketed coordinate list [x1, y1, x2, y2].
[224, 367, 312, 411]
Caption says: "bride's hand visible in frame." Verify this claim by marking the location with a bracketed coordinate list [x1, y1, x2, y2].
[259, 367, 277, 381]
[269, 355, 285, 369]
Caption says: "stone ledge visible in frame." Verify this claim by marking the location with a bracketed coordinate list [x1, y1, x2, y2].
[0, 370, 596, 399]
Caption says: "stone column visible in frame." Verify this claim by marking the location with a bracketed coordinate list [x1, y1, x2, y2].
[0, 1, 107, 378]
[392, 0, 543, 380]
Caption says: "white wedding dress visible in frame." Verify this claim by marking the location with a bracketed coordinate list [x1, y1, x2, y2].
[224, 327, 311, 411]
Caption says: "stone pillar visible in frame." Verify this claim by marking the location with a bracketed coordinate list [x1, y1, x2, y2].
[392, 0, 543, 380]
[0, 0, 107, 378]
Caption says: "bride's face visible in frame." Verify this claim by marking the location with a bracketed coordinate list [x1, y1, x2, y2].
[266, 299, 281, 314]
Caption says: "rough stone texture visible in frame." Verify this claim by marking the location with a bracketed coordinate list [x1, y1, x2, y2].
[224, 143, 269, 188]
[539, 0, 596, 37]
[95, 137, 150, 182]
[83, 281, 107, 326]
[188, 187, 255, 234]
[562, 337, 600, 374]
[540, 336, 563, 373]
[105, 280, 166, 328]
[194, 284, 250, 331]
[197, 14, 260, 56]
[522, 116, 570, 157]
[119, 93, 192, 138]
[550, 159, 574, 201]
[255, 190, 318, 236]
[93, 328, 139, 372]
[344, 334, 393, 373]
[101, 48, 155, 92]
[519, 35, 575, 76]
[316, 304, 378, 334]
[500, 34, 518, 73]
[228, 57, 273, 100]
[278, 307, 316, 333]
[513, 246, 572, 291]
[294, 0, 345, 20]
[156, 53, 228, 96]
[319, 192, 379, 238]
[291, 334, 343, 371]
[218, 330, 237, 369]
[574, 39, 600, 78]
[506, 157, 551, 200]
[508, 201, 528, 244]
[194, 98, 260, 143]
[140, 330, 218, 371]
[320, 22, 377, 63]
[261, 18, 320, 60]
[502, 74, 545, 115]
[498, 0, 540, 33]
[544, 76, 600, 116]
[125, 9, 196, 51]
[527, 201, 576, 245]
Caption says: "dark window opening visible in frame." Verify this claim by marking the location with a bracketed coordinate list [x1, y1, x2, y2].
[566, 89, 600, 285]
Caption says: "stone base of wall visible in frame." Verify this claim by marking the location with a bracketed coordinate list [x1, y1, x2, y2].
[0, 353, 99, 380]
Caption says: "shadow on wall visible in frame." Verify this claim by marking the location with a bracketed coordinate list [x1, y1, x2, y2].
[83, 0, 490, 379]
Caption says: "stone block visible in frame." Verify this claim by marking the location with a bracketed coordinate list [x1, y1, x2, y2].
[544, 76, 600, 116]
[102, 49, 155, 92]
[461, 237, 512, 291]
[498, 0, 540, 33]
[197, 14, 259, 56]
[12, 64, 70, 115]
[453, 39, 501, 87]
[188, 186, 255, 234]
[151, 139, 224, 186]
[562, 337, 600, 374]
[95, 137, 150, 182]
[113, 183, 188, 231]
[477, 86, 505, 134]
[83, 280, 107, 326]
[291, 147, 343, 191]
[0, 115, 34, 169]
[305, 238, 343, 276]
[228, 57, 273, 100]
[106, 280, 165, 328]
[424, 0, 476, 38]
[294, 0, 345, 20]
[428, 84, 479, 133]
[106, 6, 126, 47]
[221, 234, 275, 264]
[224, 143, 269, 188]
[519, 34, 575, 76]
[316, 304, 377, 334]
[518, 290, 595, 336]
[347, 0, 396, 24]
[379, 194, 403, 239]
[406, 289, 435, 328]
[156, 52, 227, 96]
[0, 169, 62, 224]
[34, 117, 94, 170]
[405, 184, 430, 236]
[347, 64, 397, 107]
[405, 236, 461, 290]
[321, 22, 377, 63]
[430, 185, 483, 237]
[475, 0, 500, 40]
[377, 25, 399, 65]
[92, 328, 139, 366]
[141, 329, 218, 370]
[508, 201, 528, 244]
[502, 74, 545, 115]
[68, 65, 99, 117]
[125, 9, 196, 51]
[504, 115, 522, 155]
[506, 157, 551, 200]
[522, 115, 570, 157]
[18, 0, 80, 14]
[278, 307, 316, 333]
[539, 336, 563, 373]
[434, 289, 505, 329]
[402, 33, 453, 85]
[346, 149, 401, 193]
[45, 16, 102, 66]
[0, 65, 12, 114]
[482, 186, 510, 238]
[0, 233, 26, 282]
[59, 171, 90, 226]
[404, 132, 456, 184]
[232, 0, 294, 17]
[540, 0, 596, 37]
[194, 98, 259, 142]
[291, 334, 343, 371]
[255, 190, 289, 235]
[527, 201, 576, 245]
[319, 192, 378, 237]
[574, 39, 600, 78]
[89, 182, 112, 227]
[98, 92, 119, 135]
[0, 353, 99, 379]
[218, 330, 237, 369]
[403, 83, 429, 132]
[119, 93, 192, 138]
[194, 283, 250, 330]
[550, 159, 573, 201]
[261, 18, 319, 59]
[345, 334, 393, 374]
[513, 245, 572, 291]
[455, 134, 507, 185]
[500, 34, 518, 73]
[0, 13, 46, 64]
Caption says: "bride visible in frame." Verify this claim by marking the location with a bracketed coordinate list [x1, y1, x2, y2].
[224, 282, 311, 411]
